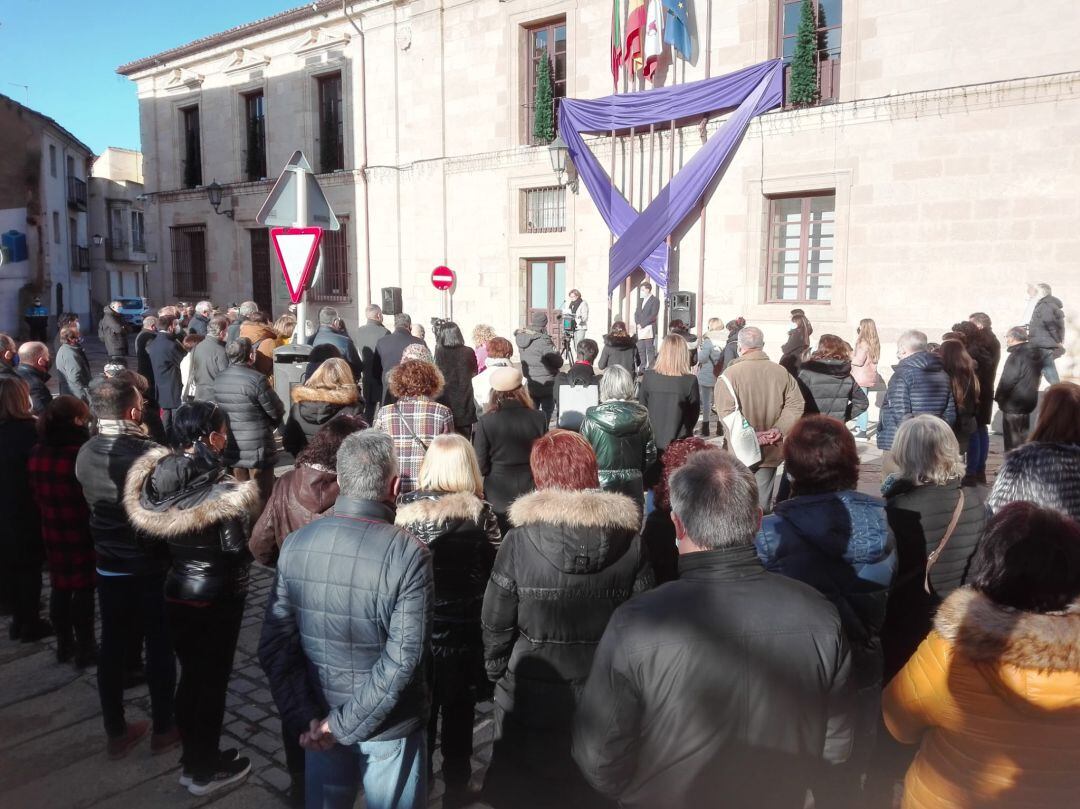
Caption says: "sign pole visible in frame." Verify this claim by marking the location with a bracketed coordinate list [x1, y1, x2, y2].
[294, 165, 309, 345]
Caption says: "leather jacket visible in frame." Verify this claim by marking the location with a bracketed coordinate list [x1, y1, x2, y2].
[124, 443, 260, 602]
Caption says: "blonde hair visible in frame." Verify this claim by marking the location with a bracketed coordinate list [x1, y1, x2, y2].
[857, 318, 881, 363]
[893, 414, 964, 486]
[305, 357, 355, 392]
[653, 333, 691, 376]
[707, 317, 723, 331]
[473, 324, 496, 347]
[274, 314, 296, 340]
[416, 434, 484, 497]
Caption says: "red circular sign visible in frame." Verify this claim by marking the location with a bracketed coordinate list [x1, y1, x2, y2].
[431, 265, 455, 291]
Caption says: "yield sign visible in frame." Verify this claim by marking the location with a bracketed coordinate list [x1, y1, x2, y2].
[271, 227, 323, 304]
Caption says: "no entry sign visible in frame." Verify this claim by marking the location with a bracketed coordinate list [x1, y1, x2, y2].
[431, 265, 455, 291]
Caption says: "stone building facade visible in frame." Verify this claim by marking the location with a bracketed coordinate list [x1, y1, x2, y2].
[0, 94, 94, 337]
[119, 0, 1079, 361]
[88, 148, 149, 306]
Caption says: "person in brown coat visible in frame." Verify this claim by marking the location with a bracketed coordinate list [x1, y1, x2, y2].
[239, 312, 278, 377]
[713, 326, 805, 513]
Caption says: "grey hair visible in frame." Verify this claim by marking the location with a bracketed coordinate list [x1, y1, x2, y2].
[17, 341, 48, 363]
[142, 315, 158, 330]
[195, 300, 213, 315]
[365, 304, 382, 319]
[892, 414, 964, 485]
[1006, 326, 1028, 343]
[238, 300, 259, 318]
[336, 431, 398, 500]
[897, 330, 928, 354]
[600, 364, 636, 402]
[669, 451, 760, 550]
[319, 306, 339, 325]
[395, 313, 412, 330]
[1036, 282, 1052, 298]
[737, 326, 764, 350]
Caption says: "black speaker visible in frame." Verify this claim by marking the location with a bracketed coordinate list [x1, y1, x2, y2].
[381, 287, 403, 315]
[667, 291, 695, 328]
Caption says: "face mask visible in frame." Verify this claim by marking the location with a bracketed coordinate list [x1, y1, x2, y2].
[10, 354, 19, 368]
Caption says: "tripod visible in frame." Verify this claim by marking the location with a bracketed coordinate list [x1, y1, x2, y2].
[560, 331, 575, 365]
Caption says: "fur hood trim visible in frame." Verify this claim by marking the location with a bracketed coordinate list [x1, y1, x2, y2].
[123, 446, 262, 538]
[395, 491, 485, 527]
[292, 384, 359, 405]
[935, 587, 1080, 672]
[508, 488, 640, 532]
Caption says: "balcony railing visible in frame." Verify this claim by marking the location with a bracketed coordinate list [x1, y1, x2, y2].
[67, 176, 87, 210]
[71, 245, 90, 272]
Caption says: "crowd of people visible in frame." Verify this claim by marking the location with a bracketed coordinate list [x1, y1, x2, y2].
[0, 280, 1076, 809]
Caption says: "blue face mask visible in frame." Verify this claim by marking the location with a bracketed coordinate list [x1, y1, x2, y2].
[10, 353, 19, 368]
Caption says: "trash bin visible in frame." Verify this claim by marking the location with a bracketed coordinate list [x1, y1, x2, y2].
[273, 343, 312, 407]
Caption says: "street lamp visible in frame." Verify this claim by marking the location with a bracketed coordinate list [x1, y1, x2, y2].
[92, 234, 104, 247]
[206, 179, 234, 218]
[548, 135, 569, 186]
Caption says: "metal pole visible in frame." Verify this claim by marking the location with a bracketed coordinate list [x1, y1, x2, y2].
[695, 0, 713, 333]
[295, 168, 309, 345]
[624, 125, 636, 325]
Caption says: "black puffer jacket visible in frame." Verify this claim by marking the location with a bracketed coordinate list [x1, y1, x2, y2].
[213, 363, 285, 468]
[597, 334, 639, 376]
[124, 444, 258, 602]
[881, 477, 986, 681]
[986, 441, 1080, 523]
[396, 490, 499, 662]
[994, 342, 1043, 414]
[967, 334, 1000, 426]
[1028, 295, 1065, 349]
[435, 344, 479, 429]
[75, 429, 170, 575]
[282, 385, 364, 457]
[481, 489, 652, 731]
[796, 359, 869, 422]
[259, 497, 433, 745]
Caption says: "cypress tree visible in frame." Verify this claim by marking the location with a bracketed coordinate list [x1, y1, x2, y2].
[533, 52, 555, 143]
[789, 0, 819, 106]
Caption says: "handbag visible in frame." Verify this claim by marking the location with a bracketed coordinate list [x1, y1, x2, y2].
[557, 380, 600, 430]
[924, 490, 965, 595]
[718, 374, 761, 467]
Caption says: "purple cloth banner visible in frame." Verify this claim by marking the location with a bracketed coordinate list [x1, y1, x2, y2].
[557, 60, 785, 293]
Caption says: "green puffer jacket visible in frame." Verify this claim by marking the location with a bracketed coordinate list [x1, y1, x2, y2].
[580, 401, 658, 506]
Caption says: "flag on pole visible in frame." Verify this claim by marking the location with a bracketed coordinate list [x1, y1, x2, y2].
[611, 0, 624, 88]
[663, 0, 692, 61]
[624, 0, 647, 75]
[643, 0, 665, 80]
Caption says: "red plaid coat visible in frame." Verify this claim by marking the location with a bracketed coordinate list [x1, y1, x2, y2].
[29, 441, 96, 589]
[373, 396, 454, 494]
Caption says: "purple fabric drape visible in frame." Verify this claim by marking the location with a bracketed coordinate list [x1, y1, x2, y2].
[557, 60, 785, 293]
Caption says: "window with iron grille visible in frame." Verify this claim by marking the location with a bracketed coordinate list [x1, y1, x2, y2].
[181, 106, 202, 188]
[523, 19, 567, 145]
[311, 217, 350, 302]
[317, 73, 344, 173]
[171, 224, 209, 297]
[765, 193, 835, 303]
[522, 186, 566, 233]
[777, 0, 842, 104]
[244, 91, 267, 181]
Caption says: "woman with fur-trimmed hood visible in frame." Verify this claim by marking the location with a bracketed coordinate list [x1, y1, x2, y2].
[883, 502, 1080, 809]
[281, 357, 364, 457]
[124, 401, 260, 795]
[481, 430, 651, 809]
[395, 434, 500, 790]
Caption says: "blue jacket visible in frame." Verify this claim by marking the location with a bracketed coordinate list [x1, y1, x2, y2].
[755, 489, 896, 694]
[876, 351, 956, 450]
[311, 325, 363, 379]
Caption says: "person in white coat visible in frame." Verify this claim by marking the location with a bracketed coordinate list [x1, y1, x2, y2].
[562, 289, 589, 347]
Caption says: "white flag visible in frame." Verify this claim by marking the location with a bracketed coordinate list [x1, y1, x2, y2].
[643, 0, 664, 80]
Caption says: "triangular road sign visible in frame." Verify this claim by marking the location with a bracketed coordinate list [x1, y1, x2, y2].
[256, 150, 340, 230]
[271, 227, 323, 304]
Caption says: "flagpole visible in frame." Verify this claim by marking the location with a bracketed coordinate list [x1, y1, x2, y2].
[695, 0, 712, 334]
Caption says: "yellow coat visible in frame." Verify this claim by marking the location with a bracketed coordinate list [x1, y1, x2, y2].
[883, 587, 1080, 809]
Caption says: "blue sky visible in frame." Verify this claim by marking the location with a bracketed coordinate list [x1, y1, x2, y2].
[0, 0, 302, 154]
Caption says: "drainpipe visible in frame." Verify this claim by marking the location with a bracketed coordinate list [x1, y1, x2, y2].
[342, 0, 373, 310]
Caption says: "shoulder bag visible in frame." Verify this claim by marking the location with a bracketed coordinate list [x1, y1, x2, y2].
[718, 374, 762, 467]
[924, 490, 965, 595]
[395, 407, 429, 451]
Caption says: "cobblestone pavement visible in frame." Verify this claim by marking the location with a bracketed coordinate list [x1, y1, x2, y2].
[0, 335, 1004, 807]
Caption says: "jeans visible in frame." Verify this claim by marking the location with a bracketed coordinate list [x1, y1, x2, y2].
[306, 727, 427, 809]
[97, 572, 176, 738]
[855, 387, 870, 432]
[639, 338, 656, 371]
[167, 598, 244, 775]
[1002, 413, 1031, 451]
[753, 466, 778, 514]
[966, 426, 990, 475]
[699, 384, 714, 433]
[1040, 349, 1061, 385]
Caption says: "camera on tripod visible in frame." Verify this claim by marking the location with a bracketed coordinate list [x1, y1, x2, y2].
[430, 317, 450, 338]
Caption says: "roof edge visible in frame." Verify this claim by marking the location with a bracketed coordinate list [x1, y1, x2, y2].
[0, 93, 94, 157]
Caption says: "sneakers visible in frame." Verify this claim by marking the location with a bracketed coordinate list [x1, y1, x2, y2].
[853, 428, 869, 441]
[179, 749, 239, 787]
[188, 756, 251, 796]
[151, 727, 182, 755]
[107, 720, 150, 760]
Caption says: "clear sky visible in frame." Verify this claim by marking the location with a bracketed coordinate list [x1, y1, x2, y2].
[0, 0, 303, 154]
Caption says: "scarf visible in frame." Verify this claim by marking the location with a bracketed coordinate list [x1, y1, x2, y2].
[96, 419, 148, 438]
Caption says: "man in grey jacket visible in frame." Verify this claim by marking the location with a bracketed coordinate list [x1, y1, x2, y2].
[514, 312, 559, 421]
[259, 430, 433, 809]
[56, 325, 92, 402]
[189, 315, 230, 401]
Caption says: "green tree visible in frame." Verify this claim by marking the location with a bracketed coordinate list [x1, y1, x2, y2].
[789, 0, 819, 106]
[533, 52, 555, 144]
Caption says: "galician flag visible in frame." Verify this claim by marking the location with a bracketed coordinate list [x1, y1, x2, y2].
[624, 0, 647, 74]
[611, 0, 623, 88]
[643, 0, 665, 80]
[663, 0, 692, 61]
